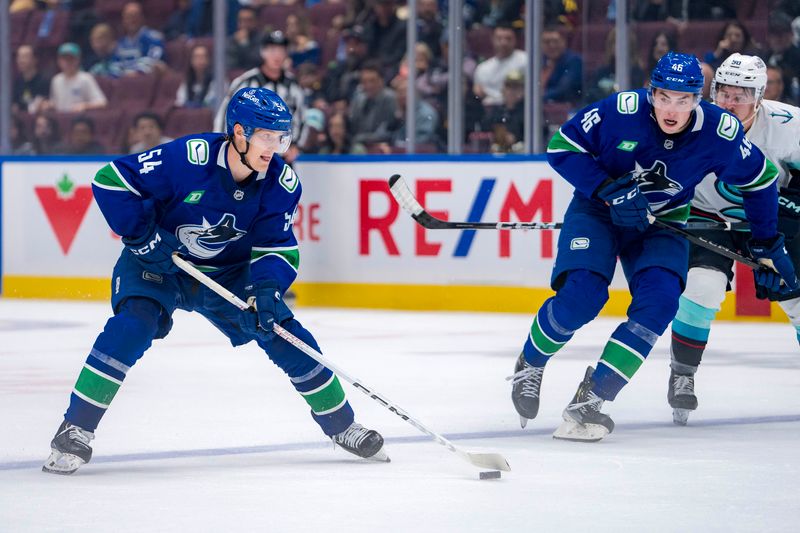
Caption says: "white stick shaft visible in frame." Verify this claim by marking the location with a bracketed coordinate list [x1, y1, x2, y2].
[171, 254, 511, 472]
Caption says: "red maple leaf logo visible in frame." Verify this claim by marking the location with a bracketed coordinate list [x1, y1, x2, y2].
[35, 173, 94, 254]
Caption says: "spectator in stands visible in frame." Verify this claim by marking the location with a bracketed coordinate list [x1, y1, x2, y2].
[54, 116, 106, 155]
[540, 25, 583, 104]
[164, 0, 193, 41]
[296, 62, 325, 108]
[115, 1, 166, 76]
[44, 43, 108, 113]
[545, 0, 580, 27]
[362, 0, 407, 79]
[348, 60, 398, 145]
[323, 24, 370, 105]
[765, 11, 800, 105]
[482, 0, 524, 28]
[86, 23, 122, 78]
[318, 112, 367, 155]
[31, 115, 60, 155]
[10, 115, 35, 155]
[385, 76, 441, 150]
[633, 0, 684, 23]
[700, 62, 714, 101]
[586, 27, 645, 102]
[703, 20, 762, 70]
[417, 0, 444, 61]
[765, 65, 791, 103]
[214, 30, 306, 161]
[12, 45, 50, 115]
[286, 12, 321, 68]
[473, 24, 527, 107]
[645, 30, 677, 74]
[176, 44, 216, 108]
[10, 0, 35, 13]
[128, 112, 173, 154]
[226, 5, 262, 71]
[481, 69, 525, 153]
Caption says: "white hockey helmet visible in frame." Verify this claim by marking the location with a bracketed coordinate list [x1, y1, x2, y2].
[711, 53, 767, 105]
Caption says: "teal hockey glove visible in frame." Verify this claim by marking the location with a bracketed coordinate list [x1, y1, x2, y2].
[240, 281, 294, 340]
[122, 225, 184, 274]
[747, 233, 800, 293]
[595, 174, 652, 232]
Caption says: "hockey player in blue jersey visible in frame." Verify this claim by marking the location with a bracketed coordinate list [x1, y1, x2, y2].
[43, 87, 388, 474]
[508, 52, 799, 442]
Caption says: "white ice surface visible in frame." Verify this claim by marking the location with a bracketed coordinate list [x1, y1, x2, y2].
[1, 299, 798, 532]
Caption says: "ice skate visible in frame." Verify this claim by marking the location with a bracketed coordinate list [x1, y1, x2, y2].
[42, 420, 94, 475]
[553, 366, 615, 442]
[668, 369, 698, 426]
[332, 422, 390, 462]
[507, 352, 544, 428]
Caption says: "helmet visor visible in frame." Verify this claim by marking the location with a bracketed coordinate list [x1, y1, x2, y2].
[651, 88, 701, 112]
[712, 84, 757, 106]
[250, 129, 292, 152]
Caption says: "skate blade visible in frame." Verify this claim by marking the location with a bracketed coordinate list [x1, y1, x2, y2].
[519, 415, 529, 429]
[42, 450, 85, 475]
[366, 446, 391, 463]
[552, 419, 609, 442]
[672, 408, 691, 426]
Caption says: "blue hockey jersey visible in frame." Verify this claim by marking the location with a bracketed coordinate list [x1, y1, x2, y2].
[91, 133, 301, 293]
[547, 88, 780, 239]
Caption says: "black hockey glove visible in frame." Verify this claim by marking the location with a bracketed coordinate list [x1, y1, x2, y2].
[122, 224, 184, 274]
[240, 281, 294, 340]
[595, 174, 652, 232]
[747, 233, 800, 294]
[777, 187, 800, 239]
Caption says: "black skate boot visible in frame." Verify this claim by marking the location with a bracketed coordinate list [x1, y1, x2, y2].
[42, 420, 94, 475]
[332, 422, 390, 462]
[553, 366, 615, 442]
[668, 369, 698, 426]
[507, 352, 544, 428]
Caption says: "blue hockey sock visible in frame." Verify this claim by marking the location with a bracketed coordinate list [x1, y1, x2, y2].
[523, 298, 575, 367]
[593, 320, 658, 401]
[292, 364, 354, 436]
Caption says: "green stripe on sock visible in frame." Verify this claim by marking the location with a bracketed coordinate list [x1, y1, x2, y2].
[302, 375, 346, 414]
[74, 366, 121, 407]
[530, 315, 565, 355]
[599, 340, 644, 380]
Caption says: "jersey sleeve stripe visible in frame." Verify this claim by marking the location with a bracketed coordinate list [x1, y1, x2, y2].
[251, 247, 300, 271]
[92, 164, 134, 193]
[736, 158, 779, 192]
[109, 161, 142, 197]
[546, 129, 587, 154]
[655, 203, 690, 224]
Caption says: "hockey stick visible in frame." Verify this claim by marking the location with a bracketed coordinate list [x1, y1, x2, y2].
[388, 173, 750, 231]
[172, 254, 511, 473]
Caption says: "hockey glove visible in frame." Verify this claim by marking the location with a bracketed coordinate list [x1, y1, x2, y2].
[595, 174, 652, 232]
[240, 281, 294, 340]
[122, 225, 184, 274]
[777, 187, 800, 239]
[747, 233, 800, 294]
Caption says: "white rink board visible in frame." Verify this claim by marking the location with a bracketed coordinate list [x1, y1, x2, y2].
[1, 158, 603, 287]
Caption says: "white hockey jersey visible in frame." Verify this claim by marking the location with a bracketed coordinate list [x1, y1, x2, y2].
[691, 99, 800, 223]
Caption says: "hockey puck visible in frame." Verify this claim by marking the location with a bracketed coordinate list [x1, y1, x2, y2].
[478, 470, 501, 480]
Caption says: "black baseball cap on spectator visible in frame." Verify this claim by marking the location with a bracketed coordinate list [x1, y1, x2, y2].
[261, 30, 289, 47]
[343, 25, 366, 42]
[769, 11, 793, 34]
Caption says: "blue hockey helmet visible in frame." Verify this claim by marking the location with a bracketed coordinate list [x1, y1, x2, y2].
[649, 51, 704, 94]
[225, 87, 292, 150]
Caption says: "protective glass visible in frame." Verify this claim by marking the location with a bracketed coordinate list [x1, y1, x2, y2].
[651, 89, 702, 112]
[712, 84, 757, 106]
[249, 129, 292, 152]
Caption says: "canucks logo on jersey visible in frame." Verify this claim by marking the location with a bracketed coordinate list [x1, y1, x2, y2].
[177, 213, 247, 259]
[631, 160, 683, 211]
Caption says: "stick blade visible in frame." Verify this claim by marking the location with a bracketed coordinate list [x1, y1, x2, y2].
[465, 452, 511, 472]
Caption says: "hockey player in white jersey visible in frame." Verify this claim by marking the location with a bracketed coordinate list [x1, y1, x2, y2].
[669, 53, 800, 424]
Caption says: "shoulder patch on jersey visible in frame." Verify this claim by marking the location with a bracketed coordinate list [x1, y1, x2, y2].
[186, 139, 210, 165]
[278, 165, 299, 193]
[616, 92, 639, 114]
[717, 113, 740, 141]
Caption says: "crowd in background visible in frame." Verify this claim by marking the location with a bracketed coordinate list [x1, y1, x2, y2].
[7, 0, 800, 157]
